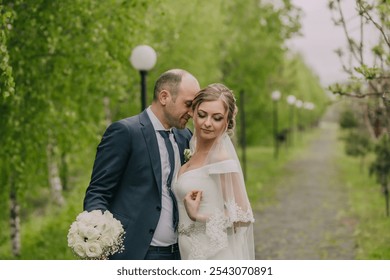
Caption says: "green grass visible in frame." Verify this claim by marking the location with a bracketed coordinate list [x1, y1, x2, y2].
[336, 135, 390, 259]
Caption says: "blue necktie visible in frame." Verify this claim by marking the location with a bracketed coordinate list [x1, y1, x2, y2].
[158, 130, 179, 230]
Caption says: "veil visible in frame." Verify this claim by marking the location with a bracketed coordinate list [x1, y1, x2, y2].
[189, 132, 255, 259]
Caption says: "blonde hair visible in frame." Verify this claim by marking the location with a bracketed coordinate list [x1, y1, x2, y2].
[191, 83, 238, 135]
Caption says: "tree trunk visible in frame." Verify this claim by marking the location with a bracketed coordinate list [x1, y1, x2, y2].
[47, 141, 65, 206]
[383, 183, 389, 217]
[103, 96, 112, 127]
[381, 172, 389, 217]
[60, 151, 68, 191]
[9, 182, 21, 257]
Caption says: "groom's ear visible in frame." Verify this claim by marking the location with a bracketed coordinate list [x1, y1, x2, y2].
[159, 90, 170, 106]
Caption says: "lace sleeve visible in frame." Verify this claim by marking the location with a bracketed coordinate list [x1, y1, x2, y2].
[209, 159, 255, 224]
[221, 172, 255, 224]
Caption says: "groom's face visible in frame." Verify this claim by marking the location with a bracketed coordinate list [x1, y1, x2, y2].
[165, 75, 200, 129]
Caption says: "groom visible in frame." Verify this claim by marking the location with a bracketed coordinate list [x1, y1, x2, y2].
[83, 69, 200, 259]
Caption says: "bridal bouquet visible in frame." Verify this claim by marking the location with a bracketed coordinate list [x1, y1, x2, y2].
[67, 210, 125, 260]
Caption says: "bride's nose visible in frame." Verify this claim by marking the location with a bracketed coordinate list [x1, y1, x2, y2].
[204, 117, 212, 127]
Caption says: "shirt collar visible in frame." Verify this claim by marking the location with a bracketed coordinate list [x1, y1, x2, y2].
[146, 106, 170, 132]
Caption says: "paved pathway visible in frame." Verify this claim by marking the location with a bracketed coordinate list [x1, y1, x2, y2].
[254, 105, 356, 259]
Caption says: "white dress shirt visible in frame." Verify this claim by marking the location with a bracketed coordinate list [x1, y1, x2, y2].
[146, 107, 180, 246]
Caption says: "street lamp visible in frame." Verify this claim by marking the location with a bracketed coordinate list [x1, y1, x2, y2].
[129, 45, 157, 111]
[295, 99, 303, 139]
[286, 95, 296, 147]
[303, 102, 315, 128]
[271, 90, 281, 159]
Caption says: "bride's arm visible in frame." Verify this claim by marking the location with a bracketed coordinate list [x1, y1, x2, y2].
[183, 190, 208, 222]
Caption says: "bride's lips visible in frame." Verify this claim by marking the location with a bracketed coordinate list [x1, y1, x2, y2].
[201, 128, 213, 133]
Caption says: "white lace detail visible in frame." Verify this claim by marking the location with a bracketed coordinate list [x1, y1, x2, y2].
[178, 210, 229, 259]
[178, 222, 206, 236]
[225, 200, 255, 223]
[205, 210, 229, 254]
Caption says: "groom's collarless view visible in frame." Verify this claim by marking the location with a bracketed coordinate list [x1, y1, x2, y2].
[83, 69, 200, 260]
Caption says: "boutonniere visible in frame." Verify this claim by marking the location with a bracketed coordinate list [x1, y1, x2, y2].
[184, 149, 192, 163]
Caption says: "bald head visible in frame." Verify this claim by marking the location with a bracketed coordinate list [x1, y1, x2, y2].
[151, 69, 200, 129]
[153, 69, 199, 101]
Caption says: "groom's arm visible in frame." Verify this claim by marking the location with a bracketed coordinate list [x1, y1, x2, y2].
[83, 121, 132, 212]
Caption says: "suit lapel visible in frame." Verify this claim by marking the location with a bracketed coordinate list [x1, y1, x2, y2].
[173, 129, 186, 165]
[139, 111, 162, 195]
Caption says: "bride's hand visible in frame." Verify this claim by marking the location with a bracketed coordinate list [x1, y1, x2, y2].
[183, 190, 203, 222]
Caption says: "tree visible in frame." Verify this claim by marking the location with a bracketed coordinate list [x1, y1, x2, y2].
[328, 0, 390, 216]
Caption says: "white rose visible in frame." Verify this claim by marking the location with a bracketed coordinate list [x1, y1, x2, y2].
[87, 210, 103, 226]
[85, 241, 103, 259]
[103, 210, 114, 220]
[95, 219, 106, 233]
[68, 222, 78, 235]
[67, 231, 81, 247]
[99, 235, 114, 247]
[73, 242, 87, 258]
[76, 211, 89, 222]
[84, 227, 100, 242]
[77, 223, 91, 240]
[112, 218, 124, 236]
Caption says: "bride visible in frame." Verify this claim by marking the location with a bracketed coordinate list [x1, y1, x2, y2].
[172, 83, 255, 260]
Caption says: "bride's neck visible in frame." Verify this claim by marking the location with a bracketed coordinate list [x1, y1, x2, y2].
[195, 138, 215, 154]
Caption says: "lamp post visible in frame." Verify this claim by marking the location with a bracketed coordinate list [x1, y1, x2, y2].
[286, 95, 296, 147]
[271, 90, 281, 159]
[129, 45, 157, 111]
[303, 102, 315, 128]
[295, 99, 303, 140]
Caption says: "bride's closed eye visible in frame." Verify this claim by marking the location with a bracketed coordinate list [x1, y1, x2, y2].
[197, 111, 224, 122]
[197, 111, 206, 118]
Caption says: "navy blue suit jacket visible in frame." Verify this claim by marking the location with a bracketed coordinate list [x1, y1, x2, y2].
[83, 110, 192, 259]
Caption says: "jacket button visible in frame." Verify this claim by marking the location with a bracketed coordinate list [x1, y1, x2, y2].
[156, 206, 161, 212]
[149, 229, 155, 234]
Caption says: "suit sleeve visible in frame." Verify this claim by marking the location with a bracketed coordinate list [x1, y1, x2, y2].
[83, 121, 131, 211]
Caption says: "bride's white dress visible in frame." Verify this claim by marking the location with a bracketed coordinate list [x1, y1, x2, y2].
[173, 159, 254, 260]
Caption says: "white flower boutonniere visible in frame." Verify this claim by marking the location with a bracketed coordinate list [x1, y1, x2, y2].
[67, 210, 125, 260]
[184, 148, 192, 163]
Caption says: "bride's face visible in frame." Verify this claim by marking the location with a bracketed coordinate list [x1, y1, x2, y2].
[194, 99, 228, 141]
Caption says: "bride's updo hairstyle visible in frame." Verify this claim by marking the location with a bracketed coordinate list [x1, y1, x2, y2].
[191, 83, 238, 136]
